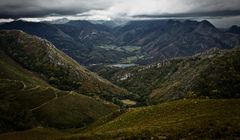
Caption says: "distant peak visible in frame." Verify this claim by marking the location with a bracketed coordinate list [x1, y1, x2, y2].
[228, 25, 240, 34]
[199, 20, 215, 28]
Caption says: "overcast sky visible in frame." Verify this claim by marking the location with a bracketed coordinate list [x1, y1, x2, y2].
[0, 0, 240, 27]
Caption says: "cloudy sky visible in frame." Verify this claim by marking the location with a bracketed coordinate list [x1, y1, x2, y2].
[0, 0, 240, 27]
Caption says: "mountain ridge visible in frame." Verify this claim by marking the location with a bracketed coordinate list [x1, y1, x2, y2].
[1, 19, 240, 65]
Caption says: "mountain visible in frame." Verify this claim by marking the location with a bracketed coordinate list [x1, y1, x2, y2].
[0, 30, 129, 100]
[114, 20, 240, 64]
[90, 48, 240, 104]
[228, 25, 240, 35]
[0, 30, 126, 132]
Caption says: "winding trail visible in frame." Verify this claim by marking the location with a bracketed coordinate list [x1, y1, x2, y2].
[29, 90, 69, 111]
[0, 79, 26, 90]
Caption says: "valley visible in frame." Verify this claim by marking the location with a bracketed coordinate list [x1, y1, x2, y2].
[0, 19, 240, 139]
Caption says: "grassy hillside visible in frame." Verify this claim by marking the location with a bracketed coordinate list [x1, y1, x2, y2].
[3, 99, 239, 140]
[93, 48, 240, 104]
[0, 31, 120, 132]
[59, 99, 240, 140]
[0, 30, 130, 104]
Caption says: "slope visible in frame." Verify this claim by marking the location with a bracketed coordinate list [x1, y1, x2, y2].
[59, 99, 240, 139]
[0, 30, 122, 132]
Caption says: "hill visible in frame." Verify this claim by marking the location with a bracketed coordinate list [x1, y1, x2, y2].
[91, 48, 240, 104]
[0, 30, 129, 132]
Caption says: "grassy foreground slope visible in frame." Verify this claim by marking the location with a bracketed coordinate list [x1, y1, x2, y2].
[1, 99, 239, 140]
[61, 99, 240, 140]
[0, 31, 119, 132]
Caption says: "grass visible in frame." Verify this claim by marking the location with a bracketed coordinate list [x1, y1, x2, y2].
[32, 92, 118, 129]
[62, 99, 240, 139]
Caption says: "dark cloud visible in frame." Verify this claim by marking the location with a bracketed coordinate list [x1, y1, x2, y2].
[0, 0, 112, 18]
[0, 0, 239, 26]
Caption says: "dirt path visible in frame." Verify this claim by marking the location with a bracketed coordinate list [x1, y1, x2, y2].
[30, 89, 59, 111]
[30, 89, 70, 111]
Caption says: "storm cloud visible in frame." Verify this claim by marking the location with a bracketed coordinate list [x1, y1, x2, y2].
[0, 0, 240, 27]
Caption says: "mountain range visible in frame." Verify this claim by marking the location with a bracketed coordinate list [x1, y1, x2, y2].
[1, 20, 240, 65]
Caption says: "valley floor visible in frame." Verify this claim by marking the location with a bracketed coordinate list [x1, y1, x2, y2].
[1, 99, 240, 140]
